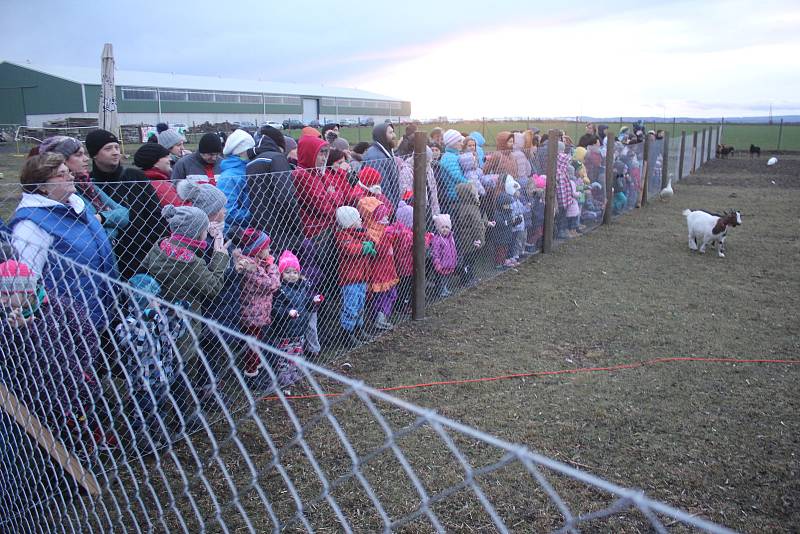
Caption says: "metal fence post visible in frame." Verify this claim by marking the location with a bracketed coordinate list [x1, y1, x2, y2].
[678, 131, 686, 180]
[778, 118, 783, 150]
[707, 128, 713, 161]
[661, 131, 670, 189]
[700, 128, 706, 166]
[412, 131, 428, 321]
[691, 131, 698, 173]
[603, 131, 615, 226]
[640, 135, 650, 207]
[542, 129, 559, 253]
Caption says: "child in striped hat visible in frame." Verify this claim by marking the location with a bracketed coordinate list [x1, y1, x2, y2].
[231, 228, 281, 384]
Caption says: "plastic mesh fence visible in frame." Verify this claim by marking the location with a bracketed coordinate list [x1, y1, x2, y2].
[0, 129, 730, 532]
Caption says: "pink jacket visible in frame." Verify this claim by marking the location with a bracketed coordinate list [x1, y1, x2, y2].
[240, 259, 281, 327]
[431, 233, 457, 275]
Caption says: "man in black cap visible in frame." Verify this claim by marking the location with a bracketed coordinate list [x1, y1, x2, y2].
[86, 128, 166, 279]
[170, 132, 223, 183]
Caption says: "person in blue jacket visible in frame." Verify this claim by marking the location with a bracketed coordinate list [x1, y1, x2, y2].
[468, 131, 486, 166]
[217, 129, 256, 234]
[438, 129, 469, 212]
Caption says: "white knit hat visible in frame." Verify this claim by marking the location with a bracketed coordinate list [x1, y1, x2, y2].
[223, 129, 255, 156]
[442, 129, 464, 149]
[433, 213, 452, 232]
[336, 206, 361, 229]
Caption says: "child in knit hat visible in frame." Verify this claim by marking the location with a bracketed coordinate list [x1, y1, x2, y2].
[431, 214, 457, 297]
[230, 228, 281, 387]
[270, 250, 323, 386]
[0, 259, 114, 453]
[390, 201, 414, 311]
[357, 197, 398, 331]
[334, 206, 375, 346]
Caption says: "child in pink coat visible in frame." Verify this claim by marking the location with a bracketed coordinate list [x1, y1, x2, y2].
[431, 214, 457, 297]
[231, 228, 281, 383]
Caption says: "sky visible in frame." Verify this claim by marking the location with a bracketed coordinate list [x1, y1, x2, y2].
[2, 0, 799, 119]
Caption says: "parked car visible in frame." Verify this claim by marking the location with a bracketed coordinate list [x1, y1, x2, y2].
[264, 121, 283, 130]
[282, 118, 306, 129]
[358, 117, 374, 127]
[308, 119, 321, 128]
[339, 118, 357, 127]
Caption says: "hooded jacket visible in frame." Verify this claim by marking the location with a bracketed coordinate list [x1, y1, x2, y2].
[217, 155, 251, 232]
[357, 196, 398, 292]
[483, 132, 518, 180]
[335, 226, 372, 286]
[363, 124, 399, 206]
[144, 167, 188, 208]
[454, 183, 488, 253]
[468, 132, 486, 165]
[246, 135, 304, 254]
[458, 152, 486, 197]
[291, 136, 336, 239]
[511, 132, 533, 179]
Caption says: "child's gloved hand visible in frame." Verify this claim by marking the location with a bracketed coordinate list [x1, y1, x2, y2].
[313, 294, 324, 305]
[288, 309, 299, 319]
[473, 240, 482, 248]
[487, 220, 496, 227]
[361, 241, 377, 256]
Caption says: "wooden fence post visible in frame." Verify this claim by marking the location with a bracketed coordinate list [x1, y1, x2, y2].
[542, 129, 559, 253]
[707, 128, 713, 161]
[640, 135, 650, 207]
[661, 131, 670, 189]
[778, 118, 784, 150]
[412, 131, 428, 321]
[603, 131, 615, 225]
[678, 131, 686, 180]
[691, 131, 698, 173]
[700, 128, 706, 166]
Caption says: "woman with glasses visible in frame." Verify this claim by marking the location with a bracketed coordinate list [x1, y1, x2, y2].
[9, 153, 118, 330]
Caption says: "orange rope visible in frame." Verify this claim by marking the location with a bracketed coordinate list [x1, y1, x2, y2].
[259, 357, 800, 402]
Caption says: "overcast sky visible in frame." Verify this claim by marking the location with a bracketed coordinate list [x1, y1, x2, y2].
[2, 0, 799, 119]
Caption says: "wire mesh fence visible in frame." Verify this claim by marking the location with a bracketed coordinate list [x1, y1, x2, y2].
[0, 126, 731, 532]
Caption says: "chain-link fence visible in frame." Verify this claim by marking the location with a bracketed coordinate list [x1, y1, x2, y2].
[0, 126, 731, 532]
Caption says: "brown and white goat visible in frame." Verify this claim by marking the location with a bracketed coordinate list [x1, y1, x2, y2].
[683, 209, 742, 257]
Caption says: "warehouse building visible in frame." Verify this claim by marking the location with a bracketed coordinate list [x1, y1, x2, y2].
[0, 61, 411, 127]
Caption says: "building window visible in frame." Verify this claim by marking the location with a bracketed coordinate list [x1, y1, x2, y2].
[321, 98, 335, 107]
[283, 96, 301, 105]
[390, 101, 402, 110]
[161, 90, 187, 101]
[121, 88, 156, 100]
[188, 91, 214, 102]
[215, 93, 239, 103]
[239, 94, 262, 104]
[263, 95, 283, 104]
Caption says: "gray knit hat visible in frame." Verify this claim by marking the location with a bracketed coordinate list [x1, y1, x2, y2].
[176, 179, 227, 216]
[162, 205, 209, 239]
[157, 129, 185, 151]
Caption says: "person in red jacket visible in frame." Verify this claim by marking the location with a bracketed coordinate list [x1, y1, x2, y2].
[323, 149, 354, 207]
[334, 206, 376, 346]
[348, 166, 393, 219]
[357, 196, 398, 331]
[133, 143, 189, 207]
[390, 199, 414, 312]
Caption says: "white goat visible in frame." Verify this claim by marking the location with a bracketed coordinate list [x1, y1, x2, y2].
[683, 209, 742, 257]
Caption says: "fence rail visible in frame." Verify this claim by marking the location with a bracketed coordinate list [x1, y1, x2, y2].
[0, 125, 732, 532]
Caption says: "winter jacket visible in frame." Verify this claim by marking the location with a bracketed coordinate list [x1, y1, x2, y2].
[143, 236, 228, 317]
[90, 164, 168, 280]
[246, 136, 304, 254]
[458, 152, 486, 197]
[170, 152, 218, 183]
[431, 233, 457, 275]
[511, 135, 532, 180]
[357, 196, 398, 293]
[11, 193, 118, 329]
[389, 222, 414, 277]
[396, 155, 414, 197]
[292, 136, 337, 239]
[217, 156, 251, 233]
[491, 192, 516, 246]
[0, 294, 100, 423]
[74, 172, 130, 241]
[239, 258, 281, 328]
[363, 124, 399, 206]
[143, 168, 188, 208]
[454, 183, 487, 253]
[439, 147, 469, 201]
[468, 132, 486, 165]
[271, 279, 316, 340]
[323, 167, 353, 207]
[335, 227, 372, 286]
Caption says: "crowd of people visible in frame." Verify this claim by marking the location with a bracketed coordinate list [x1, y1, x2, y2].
[0, 119, 660, 454]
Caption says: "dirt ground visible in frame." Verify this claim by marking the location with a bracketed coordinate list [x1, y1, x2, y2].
[253, 155, 797, 532]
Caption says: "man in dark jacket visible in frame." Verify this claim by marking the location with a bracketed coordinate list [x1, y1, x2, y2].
[86, 129, 167, 280]
[170, 133, 223, 183]
[246, 126, 305, 254]
[363, 123, 399, 206]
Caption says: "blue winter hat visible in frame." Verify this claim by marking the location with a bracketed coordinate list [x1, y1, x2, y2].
[128, 274, 161, 310]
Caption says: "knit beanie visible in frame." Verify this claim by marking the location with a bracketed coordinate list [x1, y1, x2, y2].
[162, 205, 209, 240]
[128, 273, 161, 310]
[157, 129, 185, 151]
[395, 201, 413, 228]
[331, 137, 350, 152]
[39, 136, 82, 158]
[335, 206, 361, 229]
[176, 179, 227, 216]
[223, 129, 255, 157]
[156, 122, 169, 134]
[198, 133, 223, 154]
[433, 213, 452, 232]
[283, 135, 298, 152]
[0, 260, 37, 293]
[133, 142, 170, 170]
[238, 228, 271, 258]
[85, 129, 119, 158]
[257, 125, 286, 151]
[573, 146, 587, 163]
[301, 126, 321, 139]
[358, 166, 382, 193]
[443, 129, 464, 149]
[278, 250, 302, 274]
